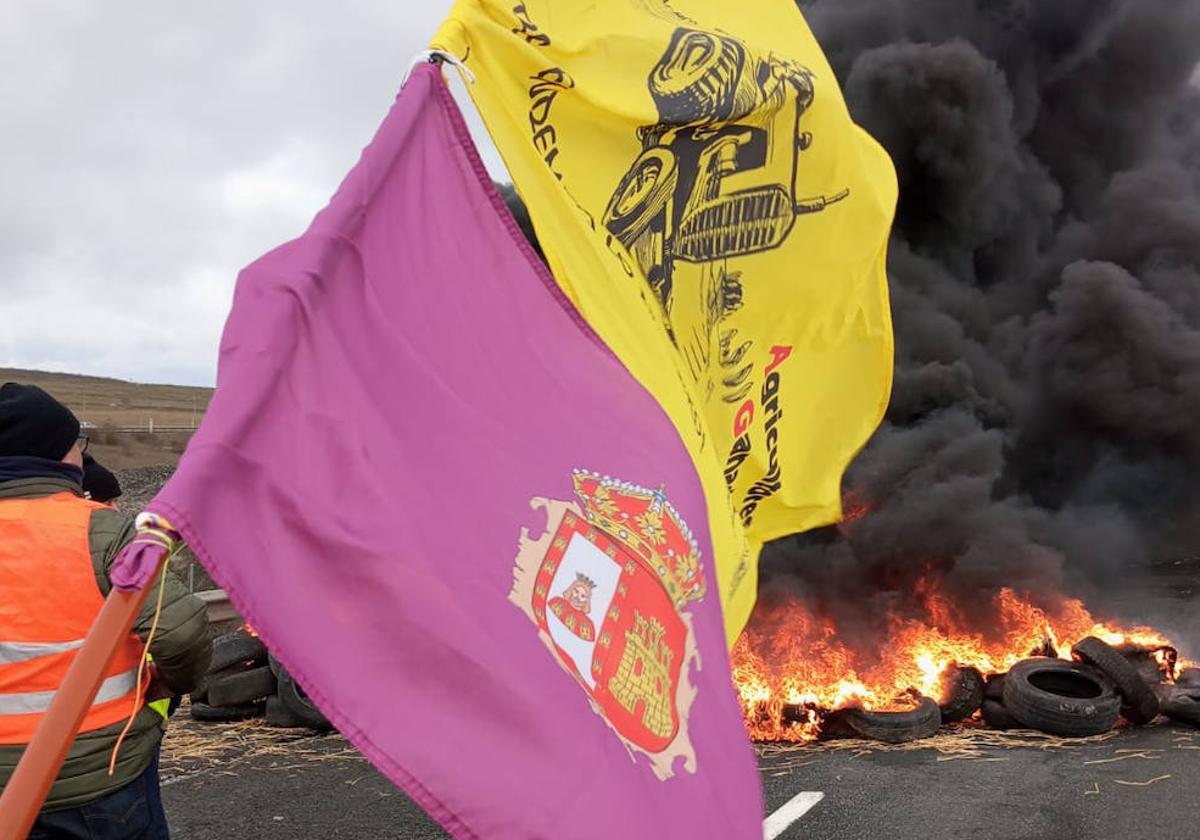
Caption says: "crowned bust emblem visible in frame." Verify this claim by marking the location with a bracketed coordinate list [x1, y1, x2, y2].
[511, 470, 706, 780]
[549, 573, 598, 641]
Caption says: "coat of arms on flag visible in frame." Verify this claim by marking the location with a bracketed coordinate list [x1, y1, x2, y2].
[511, 471, 706, 780]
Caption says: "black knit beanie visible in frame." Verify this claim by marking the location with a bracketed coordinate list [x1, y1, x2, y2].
[0, 383, 81, 460]
[82, 454, 122, 502]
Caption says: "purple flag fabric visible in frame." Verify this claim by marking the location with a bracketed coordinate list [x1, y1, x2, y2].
[128, 64, 762, 837]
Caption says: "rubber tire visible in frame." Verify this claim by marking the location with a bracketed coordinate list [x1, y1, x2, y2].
[210, 633, 267, 673]
[1177, 668, 1200, 688]
[207, 665, 277, 707]
[981, 699, 1017, 730]
[189, 700, 265, 722]
[649, 30, 750, 122]
[818, 709, 859, 740]
[1003, 658, 1120, 737]
[984, 672, 1006, 702]
[603, 148, 678, 244]
[266, 695, 311, 729]
[939, 666, 985, 724]
[275, 663, 333, 732]
[1121, 650, 1165, 688]
[1072, 637, 1160, 725]
[1161, 687, 1200, 727]
[842, 697, 942, 744]
[195, 659, 260, 704]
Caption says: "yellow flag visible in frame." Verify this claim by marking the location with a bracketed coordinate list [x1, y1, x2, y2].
[434, 0, 896, 643]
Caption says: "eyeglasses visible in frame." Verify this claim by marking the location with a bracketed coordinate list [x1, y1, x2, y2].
[77, 434, 89, 454]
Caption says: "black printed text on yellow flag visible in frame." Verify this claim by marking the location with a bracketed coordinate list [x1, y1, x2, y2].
[434, 0, 897, 643]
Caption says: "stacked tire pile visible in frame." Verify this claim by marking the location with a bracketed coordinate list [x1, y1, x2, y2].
[981, 637, 1200, 736]
[821, 637, 1200, 743]
[190, 631, 332, 732]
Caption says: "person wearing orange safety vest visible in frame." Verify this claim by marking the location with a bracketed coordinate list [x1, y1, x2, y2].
[0, 383, 211, 838]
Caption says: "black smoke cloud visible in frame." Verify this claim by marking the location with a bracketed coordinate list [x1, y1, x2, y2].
[759, 0, 1200, 652]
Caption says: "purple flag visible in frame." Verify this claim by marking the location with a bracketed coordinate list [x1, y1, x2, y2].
[128, 64, 762, 837]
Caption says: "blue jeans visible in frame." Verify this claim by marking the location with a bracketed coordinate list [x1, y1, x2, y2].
[27, 751, 169, 840]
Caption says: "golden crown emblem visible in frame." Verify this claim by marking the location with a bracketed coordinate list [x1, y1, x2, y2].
[572, 470, 705, 607]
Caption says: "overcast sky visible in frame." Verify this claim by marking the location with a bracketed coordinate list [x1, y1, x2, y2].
[0, 1, 504, 386]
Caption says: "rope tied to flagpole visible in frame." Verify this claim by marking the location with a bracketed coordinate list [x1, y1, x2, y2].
[107, 514, 185, 775]
[405, 49, 475, 86]
[107, 557, 171, 776]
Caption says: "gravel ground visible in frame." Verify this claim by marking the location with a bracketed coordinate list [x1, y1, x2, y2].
[113, 465, 175, 513]
[114, 466, 219, 593]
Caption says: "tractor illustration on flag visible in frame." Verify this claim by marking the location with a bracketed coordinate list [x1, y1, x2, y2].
[510, 471, 706, 780]
[602, 27, 849, 324]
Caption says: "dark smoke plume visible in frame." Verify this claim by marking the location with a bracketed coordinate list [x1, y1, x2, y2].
[761, 0, 1200, 653]
[497, 1, 1200, 654]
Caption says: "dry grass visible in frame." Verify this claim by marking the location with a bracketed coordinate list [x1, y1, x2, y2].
[757, 722, 1199, 778]
[160, 713, 363, 779]
[161, 713, 1196, 787]
[757, 724, 1122, 768]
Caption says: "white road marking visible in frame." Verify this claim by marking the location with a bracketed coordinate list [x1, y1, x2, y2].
[763, 791, 825, 839]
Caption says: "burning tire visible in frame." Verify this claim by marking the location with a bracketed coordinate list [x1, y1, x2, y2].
[984, 672, 1006, 702]
[841, 697, 942, 744]
[189, 700, 265, 723]
[981, 699, 1017, 730]
[272, 654, 333, 732]
[1178, 668, 1200, 688]
[1160, 687, 1200, 727]
[1002, 658, 1120, 737]
[207, 665, 277, 708]
[1072, 637, 1160, 725]
[1121, 648, 1167, 688]
[210, 632, 267, 673]
[939, 666, 985, 723]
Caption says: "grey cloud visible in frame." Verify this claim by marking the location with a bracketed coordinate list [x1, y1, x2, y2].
[0, 1, 499, 385]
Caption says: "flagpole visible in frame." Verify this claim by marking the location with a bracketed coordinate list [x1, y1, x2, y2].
[0, 560, 162, 840]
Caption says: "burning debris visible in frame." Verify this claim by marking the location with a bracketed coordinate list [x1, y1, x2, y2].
[733, 585, 1196, 741]
[729, 0, 1200, 743]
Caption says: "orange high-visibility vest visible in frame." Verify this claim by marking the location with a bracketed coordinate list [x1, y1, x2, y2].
[0, 492, 144, 744]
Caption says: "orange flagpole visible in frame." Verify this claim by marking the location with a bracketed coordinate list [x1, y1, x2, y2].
[0, 557, 162, 840]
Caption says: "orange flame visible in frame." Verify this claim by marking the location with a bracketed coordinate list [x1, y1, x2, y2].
[732, 584, 1193, 742]
[240, 623, 259, 638]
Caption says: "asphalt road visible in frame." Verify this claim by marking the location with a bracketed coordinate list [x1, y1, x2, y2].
[760, 724, 1200, 840]
[161, 557, 1200, 839]
[160, 720, 1200, 839]
[161, 731, 446, 840]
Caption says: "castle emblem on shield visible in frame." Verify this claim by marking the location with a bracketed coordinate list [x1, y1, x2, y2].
[511, 470, 707, 780]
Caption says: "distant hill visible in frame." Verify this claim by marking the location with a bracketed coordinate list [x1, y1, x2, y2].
[0, 368, 213, 429]
[0, 368, 213, 468]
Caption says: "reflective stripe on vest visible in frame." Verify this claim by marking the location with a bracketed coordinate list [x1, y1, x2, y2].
[0, 492, 145, 744]
[0, 668, 138, 715]
[145, 653, 169, 721]
[0, 639, 86, 665]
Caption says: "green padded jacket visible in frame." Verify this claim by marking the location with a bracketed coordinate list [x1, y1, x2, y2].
[0, 475, 211, 811]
